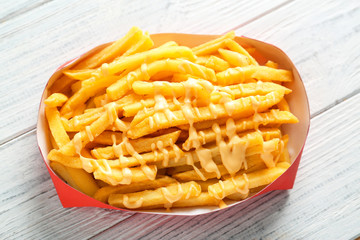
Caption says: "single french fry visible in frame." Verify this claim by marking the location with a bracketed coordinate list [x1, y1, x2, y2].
[116, 32, 154, 59]
[279, 135, 291, 164]
[208, 163, 290, 199]
[168, 192, 220, 208]
[63, 69, 95, 80]
[108, 181, 201, 209]
[91, 130, 181, 158]
[216, 66, 293, 86]
[195, 179, 221, 192]
[224, 39, 259, 66]
[46, 106, 70, 148]
[276, 98, 290, 111]
[93, 176, 177, 203]
[49, 75, 75, 95]
[166, 165, 194, 175]
[205, 55, 230, 72]
[226, 191, 249, 201]
[218, 48, 251, 67]
[75, 26, 143, 69]
[265, 60, 279, 69]
[66, 166, 99, 195]
[107, 59, 216, 101]
[71, 80, 82, 93]
[181, 109, 298, 133]
[44, 93, 68, 107]
[171, 73, 200, 82]
[128, 90, 285, 139]
[192, 31, 235, 56]
[50, 161, 99, 196]
[132, 79, 213, 106]
[93, 165, 157, 186]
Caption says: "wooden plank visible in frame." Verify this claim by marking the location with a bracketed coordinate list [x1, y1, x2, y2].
[86, 93, 360, 240]
[0, 130, 135, 239]
[0, 0, 288, 143]
[235, 0, 360, 117]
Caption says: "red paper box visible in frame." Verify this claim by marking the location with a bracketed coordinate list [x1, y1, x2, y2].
[37, 33, 310, 215]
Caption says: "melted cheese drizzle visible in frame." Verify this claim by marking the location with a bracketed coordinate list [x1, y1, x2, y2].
[85, 126, 94, 142]
[161, 182, 184, 209]
[231, 174, 249, 195]
[212, 120, 248, 176]
[180, 79, 220, 177]
[122, 195, 144, 209]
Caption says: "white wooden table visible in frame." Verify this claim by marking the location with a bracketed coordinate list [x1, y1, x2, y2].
[1, 0, 359, 239]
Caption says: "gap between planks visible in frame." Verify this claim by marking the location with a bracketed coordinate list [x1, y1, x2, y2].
[222, 0, 295, 34]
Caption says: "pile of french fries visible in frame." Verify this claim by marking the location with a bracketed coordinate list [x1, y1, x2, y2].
[45, 27, 298, 210]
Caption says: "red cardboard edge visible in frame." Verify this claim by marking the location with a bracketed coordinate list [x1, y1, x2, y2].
[37, 33, 310, 216]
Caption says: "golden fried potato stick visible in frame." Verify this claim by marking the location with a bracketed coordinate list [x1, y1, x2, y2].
[50, 161, 99, 196]
[44, 93, 68, 107]
[122, 97, 158, 118]
[45, 107, 70, 148]
[224, 39, 259, 66]
[196, 55, 230, 72]
[205, 55, 230, 72]
[108, 181, 201, 209]
[166, 165, 195, 175]
[63, 69, 94, 80]
[70, 80, 82, 93]
[182, 110, 297, 150]
[192, 31, 235, 56]
[93, 165, 157, 186]
[132, 79, 212, 98]
[107, 59, 216, 101]
[208, 162, 290, 199]
[93, 176, 177, 203]
[180, 109, 298, 132]
[265, 60, 279, 69]
[218, 48, 251, 67]
[91, 130, 181, 158]
[114, 31, 154, 59]
[75, 26, 143, 69]
[195, 179, 220, 191]
[171, 73, 200, 82]
[163, 192, 220, 208]
[216, 66, 293, 86]
[128, 90, 286, 139]
[279, 135, 290, 164]
[276, 98, 290, 111]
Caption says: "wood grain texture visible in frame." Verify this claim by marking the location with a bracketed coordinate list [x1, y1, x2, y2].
[0, 130, 135, 239]
[236, 0, 360, 117]
[0, 0, 287, 144]
[1, 93, 359, 239]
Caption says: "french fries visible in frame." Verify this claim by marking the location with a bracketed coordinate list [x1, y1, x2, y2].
[44, 27, 298, 210]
